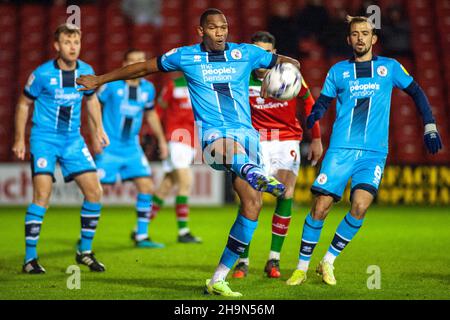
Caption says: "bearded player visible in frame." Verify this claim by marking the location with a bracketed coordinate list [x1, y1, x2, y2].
[287, 16, 443, 286]
[232, 31, 323, 279]
[76, 9, 301, 297]
[150, 73, 202, 244]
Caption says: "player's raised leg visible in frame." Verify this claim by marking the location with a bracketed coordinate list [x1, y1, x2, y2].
[132, 177, 164, 248]
[204, 137, 285, 197]
[74, 172, 105, 272]
[22, 175, 53, 274]
[287, 195, 333, 285]
[205, 177, 261, 297]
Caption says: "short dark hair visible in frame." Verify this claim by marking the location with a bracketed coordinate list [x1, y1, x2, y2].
[199, 8, 224, 26]
[54, 23, 81, 41]
[123, 48, 145, 61]
[346, 15, 376, 35]
[251, 31, 276, 47]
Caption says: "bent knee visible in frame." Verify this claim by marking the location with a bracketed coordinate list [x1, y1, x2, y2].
[350, 201, 369, 219]
[311, 197, 333, 220]
[241, 198, 263, 215]
[85, 184, 103, 202]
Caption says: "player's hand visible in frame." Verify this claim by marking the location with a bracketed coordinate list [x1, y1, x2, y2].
[76, 75, 101, 91]
[96, 129, 110, 149]
[308, 138, 323, 166]
[260, 77, 269, 99]
[12, 139, 26, 160]
[424, 123, 443, 154]
[306, 111, 321, 129]
[158, 140, 169, 160]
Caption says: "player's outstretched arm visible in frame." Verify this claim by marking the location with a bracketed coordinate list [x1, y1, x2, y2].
[85, 94, 109, 150]
[276, 54, 301, 70]
[76, 58, 160, 91]
[12, 94, 33, 160]
[145, 109, 168, 160]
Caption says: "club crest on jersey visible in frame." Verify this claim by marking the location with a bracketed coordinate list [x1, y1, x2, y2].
[194, 55, 202, 62]
[231, 49, 242, 60]
[343, 71, 350, 79]
[50, 78, 57, 85]
[377, 66, 388, 77]
[317, 173, 327, 185]
[37, 158, 48, 169]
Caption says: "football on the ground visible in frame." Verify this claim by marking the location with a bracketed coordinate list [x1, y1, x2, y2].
[263, 63, 302, 101]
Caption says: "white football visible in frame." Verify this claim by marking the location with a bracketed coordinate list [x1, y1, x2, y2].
[263, 63, 302, 101]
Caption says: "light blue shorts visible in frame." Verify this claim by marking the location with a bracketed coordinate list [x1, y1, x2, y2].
[311, 148, 387, 202]
[30, 132, 97, 183]
[95, 140, 151, 184]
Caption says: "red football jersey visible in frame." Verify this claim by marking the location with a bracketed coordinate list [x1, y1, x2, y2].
[159, 76, 195, 147]
[249, 72, 321, 141]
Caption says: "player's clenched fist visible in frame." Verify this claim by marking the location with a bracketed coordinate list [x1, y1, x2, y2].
[12, 140, 26, 160]
[76, 74, 100, 91]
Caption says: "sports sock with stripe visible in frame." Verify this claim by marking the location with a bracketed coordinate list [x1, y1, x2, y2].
[150, 195, 164, 220]
[324, 212, 364, 264]
[136, 193, 152, 240]
[24, 203, 47, 263]
[297, 212, 324, 271]
[176, 195, 189, 235]
[212, 213, 258, 282]
[269, 197, 292, 260]
[79, 200, 102, 253]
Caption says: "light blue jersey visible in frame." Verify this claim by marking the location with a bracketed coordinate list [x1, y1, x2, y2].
[322, 56, 413, 153]
[157, 43, 277, 132]
[95, 80, 155, 184]
[24, 59, 97, 182]
[24, 59, 95, 136]
[97, 80, 155, 143]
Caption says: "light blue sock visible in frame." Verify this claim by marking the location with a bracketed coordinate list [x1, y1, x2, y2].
[299, 213, 324, 262]
[327, 212, 364, 257]
[79, 201, 102, 253]
[136, 193, 152, 238]
[24, 203, 47, 263]
[220, 213, 258, 268]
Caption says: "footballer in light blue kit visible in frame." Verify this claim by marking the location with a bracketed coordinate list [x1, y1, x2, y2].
[92, 49, 168, 249]
[77, 9, 301, 297]
[12, 24, 110, 274]
[287, 16, 443, 287]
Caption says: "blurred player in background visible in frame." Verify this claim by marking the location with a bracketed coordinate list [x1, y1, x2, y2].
[287, 15, 443, 286]
[91, 48, 168, 249]
[232, 31, 323, 279]
[76, 8, 301, 297]
[150, 73, 202, 244]
[12, 23, 109, 273]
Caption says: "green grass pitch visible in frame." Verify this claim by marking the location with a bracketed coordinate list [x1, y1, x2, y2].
[0, 204, 449, 300]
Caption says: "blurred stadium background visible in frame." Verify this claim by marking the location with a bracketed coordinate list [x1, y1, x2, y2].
[0, 0, 448, 207]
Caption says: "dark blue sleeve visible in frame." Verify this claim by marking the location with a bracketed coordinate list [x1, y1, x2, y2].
[312, 94, 334, 117]
[403, 81, 435, 125]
